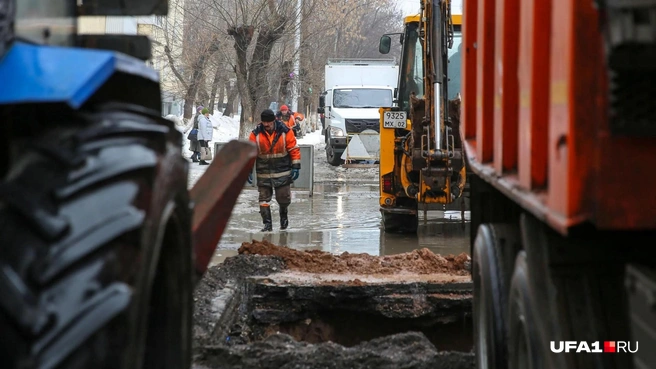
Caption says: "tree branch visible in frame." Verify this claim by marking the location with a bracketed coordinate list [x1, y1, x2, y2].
[164, 45, 189, 90]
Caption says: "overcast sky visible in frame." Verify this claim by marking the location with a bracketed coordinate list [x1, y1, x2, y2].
[396, 0, 420, 16]
[395, 0, 463, 16]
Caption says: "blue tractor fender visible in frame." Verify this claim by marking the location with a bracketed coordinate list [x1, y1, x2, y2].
[0, 41, 160, 109]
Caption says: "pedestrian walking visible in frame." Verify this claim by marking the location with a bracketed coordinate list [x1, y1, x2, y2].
[248, 109, 301, 232]
[188, 106, 203, 162]
[197, 108, 213, 166]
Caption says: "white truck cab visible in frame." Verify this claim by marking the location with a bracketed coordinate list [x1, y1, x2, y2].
[320, 59, 398, 166]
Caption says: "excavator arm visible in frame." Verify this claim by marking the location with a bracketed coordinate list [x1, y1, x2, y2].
[417, 0, 465, 204]
[378, 0, 466, 233]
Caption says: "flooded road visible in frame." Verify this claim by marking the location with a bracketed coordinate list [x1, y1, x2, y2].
[188, 133, 470, 266]
[215, 183, 470, 256]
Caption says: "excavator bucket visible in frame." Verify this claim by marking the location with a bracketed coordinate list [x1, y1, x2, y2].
[190, 140, 257, 281]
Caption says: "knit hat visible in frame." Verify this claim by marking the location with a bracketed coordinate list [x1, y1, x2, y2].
[201, 108, 209, 114]
[197, 106, 204, 112]
[261, 109, 276, 122]
[280, 105, 289, 111]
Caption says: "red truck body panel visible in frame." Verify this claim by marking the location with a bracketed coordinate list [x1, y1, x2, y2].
[462, 0, 656, 235]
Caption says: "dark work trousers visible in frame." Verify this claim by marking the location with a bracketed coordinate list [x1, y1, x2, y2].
[258, 184, 291, 206]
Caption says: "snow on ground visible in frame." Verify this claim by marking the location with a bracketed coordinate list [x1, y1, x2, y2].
[297, 129, 324, 146]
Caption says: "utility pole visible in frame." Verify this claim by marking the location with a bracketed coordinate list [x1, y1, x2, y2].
[291, 0, 302, 112]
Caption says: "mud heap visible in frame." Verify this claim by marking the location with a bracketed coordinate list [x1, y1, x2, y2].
[238, 239, 471, 275]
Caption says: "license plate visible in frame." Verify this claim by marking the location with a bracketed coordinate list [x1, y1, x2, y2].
[383, 111, 407, 129]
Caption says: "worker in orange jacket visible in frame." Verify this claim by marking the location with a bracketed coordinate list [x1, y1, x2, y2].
[247, 109, 301, 232]
[276, 104, 303, 136]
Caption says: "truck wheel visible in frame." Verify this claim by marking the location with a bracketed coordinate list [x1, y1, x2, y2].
[0, 105, 192, 369]
[507, 251, 543, 369]
[472, 224, 520, 369]
[326, 144, 344, 166]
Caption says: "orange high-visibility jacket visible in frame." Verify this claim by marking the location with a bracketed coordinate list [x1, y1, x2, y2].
[277, 112, 296, 129]
[248, 120, 301, 187]
[278, 111, 304, 129]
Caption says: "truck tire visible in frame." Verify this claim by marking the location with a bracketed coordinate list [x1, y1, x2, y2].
[0, 104, 192, 369]
[472, 224, 508, 369]
[507, 251, 543, 369]
[326, 144, 344, 166]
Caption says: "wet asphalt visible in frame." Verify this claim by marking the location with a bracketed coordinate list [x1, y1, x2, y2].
[187, 133, 470, 266]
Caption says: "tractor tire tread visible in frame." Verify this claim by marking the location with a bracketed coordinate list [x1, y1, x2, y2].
[0, 107, 170, 369]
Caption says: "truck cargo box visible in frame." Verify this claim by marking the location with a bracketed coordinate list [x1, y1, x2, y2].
[325, 58, 398, 91]
[460, 0, 656, 235]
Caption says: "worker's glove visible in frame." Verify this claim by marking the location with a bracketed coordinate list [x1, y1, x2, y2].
[290, 168, 300, 181]
[247, 173, 253, 184]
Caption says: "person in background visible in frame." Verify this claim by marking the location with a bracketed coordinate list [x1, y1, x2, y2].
[197, 108, 213, 165]
[248, 109, 301, 232]
[276, 105, 303, 137]
[276, 105, 293, 128]
[188, 105, 203, 162]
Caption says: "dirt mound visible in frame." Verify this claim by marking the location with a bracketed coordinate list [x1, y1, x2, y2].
[238, 240, 471, 276]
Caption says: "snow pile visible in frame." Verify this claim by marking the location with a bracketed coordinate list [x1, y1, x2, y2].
[297, 129, 324, 146]
[210, 113, 240, 142]
[165, 114, 186, 133]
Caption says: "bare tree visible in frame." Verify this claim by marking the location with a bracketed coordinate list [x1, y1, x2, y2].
[155, 0, 224, 120]
[157, 0, 402, 128]
[274, 0, 403, 115]
[200, 0, 295, 138]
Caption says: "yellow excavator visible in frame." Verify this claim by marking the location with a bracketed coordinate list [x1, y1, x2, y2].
[377, 0, 466, 233]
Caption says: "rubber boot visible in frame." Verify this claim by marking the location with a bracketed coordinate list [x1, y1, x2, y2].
[280, 204, 289, 230]
[260, 205, 273, 232]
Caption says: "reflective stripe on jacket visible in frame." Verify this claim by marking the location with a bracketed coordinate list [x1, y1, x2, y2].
[248, 120, 301, 188]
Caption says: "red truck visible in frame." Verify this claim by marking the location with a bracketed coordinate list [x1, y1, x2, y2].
[462, 0, 656, 368]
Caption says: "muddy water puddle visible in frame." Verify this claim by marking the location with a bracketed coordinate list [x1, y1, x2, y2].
[214, 181, 470, 266]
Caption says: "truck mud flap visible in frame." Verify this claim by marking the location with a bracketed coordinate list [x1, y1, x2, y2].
[190, 140, 257, 281]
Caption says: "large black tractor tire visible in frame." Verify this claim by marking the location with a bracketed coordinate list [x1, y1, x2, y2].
[0, 104, 193, 369]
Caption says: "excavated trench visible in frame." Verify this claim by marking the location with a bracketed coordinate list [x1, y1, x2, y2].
[193, 241, 475, 369]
